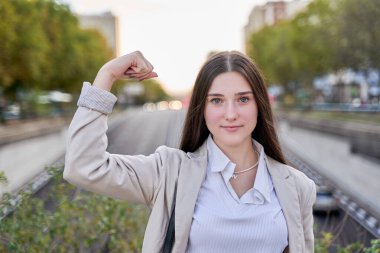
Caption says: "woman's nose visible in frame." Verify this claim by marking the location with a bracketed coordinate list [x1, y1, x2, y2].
[225, 102, 238, 121]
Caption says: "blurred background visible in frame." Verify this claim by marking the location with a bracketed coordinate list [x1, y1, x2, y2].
[0, 0, 379, 252]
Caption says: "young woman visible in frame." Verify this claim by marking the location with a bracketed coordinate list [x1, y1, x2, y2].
[64, 50, 316, 253]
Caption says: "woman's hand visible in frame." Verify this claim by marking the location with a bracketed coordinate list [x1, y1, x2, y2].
[93, 51, 158, 91]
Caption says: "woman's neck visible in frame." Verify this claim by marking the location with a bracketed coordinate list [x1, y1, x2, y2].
[218, 141, 258, 169]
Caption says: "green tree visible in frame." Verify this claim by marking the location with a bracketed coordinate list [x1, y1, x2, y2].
[334, 0, 380, 71]
[140, 79, 170, 103]
[247, 0, 337, 93]
[247, 0, 380, 95]
[38, 1, 112, 93]
[0, 0, 18, 90]
[0, 0, 50, 99]
[0, 0, 111, 117]
[248, 21, 299, 89]
[289, 0, 337, 79]
[113, 79, 170, 106]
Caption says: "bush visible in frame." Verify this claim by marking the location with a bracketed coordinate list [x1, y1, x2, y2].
[1, 166, 379, 252]
[315, 232, 380, 253]
[0, 166, 148, 252]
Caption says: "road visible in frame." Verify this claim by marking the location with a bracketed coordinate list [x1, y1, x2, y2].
[106, 108, 185, 155]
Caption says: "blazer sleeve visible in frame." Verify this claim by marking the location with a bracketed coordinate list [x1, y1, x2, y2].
[300, 175, 317, 253]
[63, 83, 166, 206]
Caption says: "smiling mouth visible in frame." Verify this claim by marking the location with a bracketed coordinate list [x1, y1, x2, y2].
[221, 125, 243, 131]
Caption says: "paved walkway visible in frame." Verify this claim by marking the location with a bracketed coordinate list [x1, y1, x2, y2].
[0, 117, 71, 146]
[0, 117, 71, 197]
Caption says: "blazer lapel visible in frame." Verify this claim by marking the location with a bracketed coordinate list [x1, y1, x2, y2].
[266, 156, 303, 253]
[174, 143, 208, 253]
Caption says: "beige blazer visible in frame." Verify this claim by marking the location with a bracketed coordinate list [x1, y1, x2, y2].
[64, 107, 316, 253]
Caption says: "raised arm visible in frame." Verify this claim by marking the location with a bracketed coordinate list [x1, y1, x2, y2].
[63, 51, 162, 205]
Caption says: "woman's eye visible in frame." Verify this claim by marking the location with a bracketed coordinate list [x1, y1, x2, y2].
[210, 98, 222, 104]
[239, 97, 249, 103]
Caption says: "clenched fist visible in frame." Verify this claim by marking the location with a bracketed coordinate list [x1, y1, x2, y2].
[93, 51, 158, 91]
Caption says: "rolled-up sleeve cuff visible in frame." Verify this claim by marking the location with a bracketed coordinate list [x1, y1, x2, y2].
[77, 82, 117, 114]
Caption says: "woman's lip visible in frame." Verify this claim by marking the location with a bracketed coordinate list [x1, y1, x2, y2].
[221, 126, 242, 132]
[221, 125, 242, 128]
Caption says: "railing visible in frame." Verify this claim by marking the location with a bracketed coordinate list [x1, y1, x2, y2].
[0, 161, 63, 220]
[283, 147, 380, 239]
[312, 103, 380, 113]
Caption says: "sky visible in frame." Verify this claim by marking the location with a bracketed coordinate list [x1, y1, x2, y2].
[64, 0, 268, 96]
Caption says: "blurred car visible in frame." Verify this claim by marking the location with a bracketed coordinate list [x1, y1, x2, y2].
[169, 100, 182, 110]
[143, 102, 156, 112]
[313, 185, 339, 213]
[156, 101, 169, 111]
[3, 104, 21, 120]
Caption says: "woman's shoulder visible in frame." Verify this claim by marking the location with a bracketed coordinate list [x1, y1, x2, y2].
[155, 141, 207, 161]
[154, 145, 195, 162]
[155, 145, 185, 156]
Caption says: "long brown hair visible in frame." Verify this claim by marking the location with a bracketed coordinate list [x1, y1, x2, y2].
[180, 51, 286, 164]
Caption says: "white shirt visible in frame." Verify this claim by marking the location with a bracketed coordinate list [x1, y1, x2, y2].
[185, 136, 288, 253]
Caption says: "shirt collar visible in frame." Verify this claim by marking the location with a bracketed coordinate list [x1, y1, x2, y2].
[207, 135, 234, 173]
[206, 135, 273, 204]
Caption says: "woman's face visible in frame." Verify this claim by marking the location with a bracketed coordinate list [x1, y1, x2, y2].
[204, 71, 258, 150]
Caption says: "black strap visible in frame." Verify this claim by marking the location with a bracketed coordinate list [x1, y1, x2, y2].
[162, 203, 175, 253]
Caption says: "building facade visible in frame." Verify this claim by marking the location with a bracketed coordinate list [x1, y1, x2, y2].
[244, 0, 310, 49]
[77, 11, 120, 57]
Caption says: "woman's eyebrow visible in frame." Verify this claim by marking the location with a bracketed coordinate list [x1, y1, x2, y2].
[207, 93, 224, 97]
[235, 91, 253, 95]
[207, 91, 253, 97]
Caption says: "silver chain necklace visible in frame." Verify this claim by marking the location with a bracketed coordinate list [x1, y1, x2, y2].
[231, 150, 260, 179]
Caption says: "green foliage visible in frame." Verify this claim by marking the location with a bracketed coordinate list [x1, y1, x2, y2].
[289, 0, 336, 77]
[247, 0, 337, 90]
[315, 232, 333, 253]
[337, 242, 363, 253]
[364, 240, 380, 253]
[0, 171, 7, 185]
[140, 79, 170, 103]
[246, 0, 380, 100]
[0, 0, 111, 101]
[314, 232, 380, 253]
[0, 166, 148, 252]
[112, 79, 171, 106]
[248, 23, 293, 85]
[334, 0, 380, 71]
